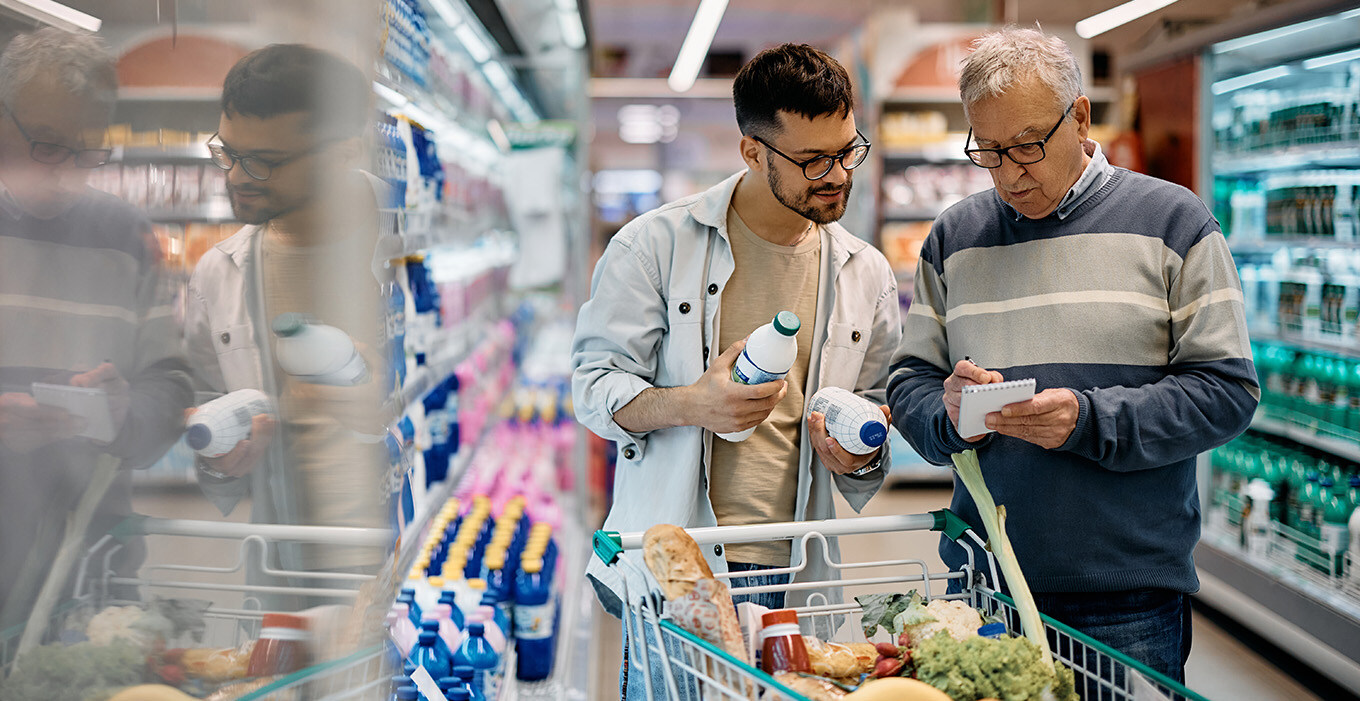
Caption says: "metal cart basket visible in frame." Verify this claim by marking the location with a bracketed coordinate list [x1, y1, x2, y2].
[1, 517, 389, 701]
[594, 510, 1212, 701]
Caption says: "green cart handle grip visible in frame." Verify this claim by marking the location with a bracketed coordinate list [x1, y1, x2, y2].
[930, 508, 974, 542]
[593, 530, 624, 564]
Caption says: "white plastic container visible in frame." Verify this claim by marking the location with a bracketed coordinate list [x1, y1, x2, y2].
[807, 386, 889, 455]
[717, 311, 800, 443]
[185, 389, 274, 457]
[271, 313, 369, 386]
[1349, 504, 1360, 585]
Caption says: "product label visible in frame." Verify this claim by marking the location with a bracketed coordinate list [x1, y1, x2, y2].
[732, 350, 785, 386]
[514, 601, 555, 640]
[1322, 523, 1350, 555]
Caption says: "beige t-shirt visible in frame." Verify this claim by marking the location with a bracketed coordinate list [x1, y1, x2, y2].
[262, 230, 385, 570]
[708, 206, 821, 566]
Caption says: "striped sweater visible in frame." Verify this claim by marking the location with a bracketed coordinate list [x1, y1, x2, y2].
[888, 167, 1259, 594]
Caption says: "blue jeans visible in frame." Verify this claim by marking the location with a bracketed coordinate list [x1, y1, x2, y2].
[1033, 589, 1191, 686]
[620, 562, 791, 699]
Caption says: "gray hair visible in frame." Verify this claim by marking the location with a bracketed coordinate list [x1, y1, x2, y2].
[959, 27, 1082, 115]
[0, 28, 117, 109]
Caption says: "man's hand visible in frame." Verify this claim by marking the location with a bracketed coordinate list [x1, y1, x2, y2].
[985, 388, 1080, 450]
[70, 362, 130, 437]
[0, 392, 82, 454]
[186, 407, 276, 478]
[808, 404, 890, 475]
[943, 359, 1004, 442]
[682, 338, 787, 434]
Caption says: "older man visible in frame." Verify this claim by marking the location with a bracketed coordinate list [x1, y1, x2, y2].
[0, 29, 192, 622]
[888, 28, 1257, 680]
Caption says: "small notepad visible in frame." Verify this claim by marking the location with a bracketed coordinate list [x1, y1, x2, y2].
[958, 378, 1036, 438]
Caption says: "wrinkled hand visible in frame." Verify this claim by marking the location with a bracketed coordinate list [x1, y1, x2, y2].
[0, 392, 82, 454]
[684, 338, 787, 434]
[985, 388, 1080, 450]
[186, 406, 275, 478]
[70, 362, 130, 437]
[943, 359, 1004, 442]
[808, 404, 891, 475]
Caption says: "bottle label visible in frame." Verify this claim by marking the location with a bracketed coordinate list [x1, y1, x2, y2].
[1322, 523, 1349, 555]
[514, 601, 555, 640]
[732, 350, 785, 386]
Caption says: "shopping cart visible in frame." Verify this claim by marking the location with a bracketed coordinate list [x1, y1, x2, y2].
[593, 511, 1211, 701]
[1, 517, 390, 701]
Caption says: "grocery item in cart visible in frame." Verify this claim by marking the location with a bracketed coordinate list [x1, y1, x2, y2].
[642, 523, 748, 664]
[802, 637, 877, 680]
[807, 386, 889, 455]
[717, 311, 801, 442]
[842, 677, 950, 700]
[271, 313, 370, 386]
[177, 643, 253, 682]
[186, 389, 274, 458]
[246, 613, 311, 678]
[759, 609, 811, 674]
[641, 523, 714, 600]
[771, 672, 849, 700]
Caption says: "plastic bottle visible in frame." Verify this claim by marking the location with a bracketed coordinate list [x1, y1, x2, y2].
[806, 386, 889, 455]
[446, 688, 471, 701]
[424, 382, 451, 484]
[453, 622, 499, 698]
[1322, 485, 1352, 576]
[716, 311, 800, 442]
[384, 278, 408, 394]
[271, 313, 369, 385]
[387, 603, 418, 658]
[411, 573, 441, 615]
[1349, 496, 1360, 585]
[420, 617, 455, 662]
[388, 674, 412, 701]
[514, 558, 555, 681]
[453, 665, 486, 701]
[413, 629, 451, 679]
[469, 606, 507, 654]
[433, 603, 464, 651]
[398, 588, 422, 626]
[395, 686, 420, 701]
[185, 389, 274, 457]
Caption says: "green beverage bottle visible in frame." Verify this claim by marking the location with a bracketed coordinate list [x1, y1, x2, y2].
[1347, 361, 1360, 433]
[1321, 478, 1351, 576]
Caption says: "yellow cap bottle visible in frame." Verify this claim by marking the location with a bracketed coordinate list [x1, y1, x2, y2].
[522, 558, 543, 575]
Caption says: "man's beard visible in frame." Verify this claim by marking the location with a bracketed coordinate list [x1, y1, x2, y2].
[767, 166, 851, 225]
[229, 186, 300, 225]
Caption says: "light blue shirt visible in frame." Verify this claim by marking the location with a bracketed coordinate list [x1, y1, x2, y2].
[1005, 139, 1115, 221]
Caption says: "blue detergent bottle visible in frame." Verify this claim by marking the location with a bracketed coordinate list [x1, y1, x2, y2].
[413, 629, 451, 680]
[514, 557, 555, 681]
[453, 622, 499, 697]
[453, 665, 486, 701]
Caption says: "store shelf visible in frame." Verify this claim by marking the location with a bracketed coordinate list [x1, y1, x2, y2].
[382, 316, 495, 436]
[373, 64, 502, 168]
[1213, 144, 1360, 175]
[146, 202, 235, 223]
[882, 138, 970, 165]
[113, 144, 213, 163]
[1230, 237, 1360, 254]
[1250, 410, 1360, 463]
[1249, 327, 1360, 359]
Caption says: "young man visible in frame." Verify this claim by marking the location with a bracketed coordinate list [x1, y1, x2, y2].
[0, 28, 191, 622]
[888, 28, 1257, 681]
[572, 43, 901, 694]
[185, 45, 388, 572]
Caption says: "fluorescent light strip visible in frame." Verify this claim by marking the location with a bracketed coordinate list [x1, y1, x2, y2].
[373, 81, 408, 108]
[1302, 46, 1360, 70]
[668, 0, 729, 93]
[455, 22, 493, 63]
[0, 0, 100, 32]
[1075, 0, 1179, 39]
[1212, 13, 1343, 54]
[1210, 66, 1291, 95]
[425, 0, 462, 27]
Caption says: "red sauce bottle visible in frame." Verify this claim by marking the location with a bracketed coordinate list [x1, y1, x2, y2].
[247, 613, 310, 677]
[760, 609, 810, 674]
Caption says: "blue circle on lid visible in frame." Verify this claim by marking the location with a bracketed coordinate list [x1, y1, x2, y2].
[185, 423, 212, 451]
[859, 421, 888, 449]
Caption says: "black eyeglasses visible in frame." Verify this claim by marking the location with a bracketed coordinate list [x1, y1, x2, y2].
[964, 102, 1074, 168]
[2, 104, 112, 168]
[752, 130, 871, 181]
[206, 133, 334, 181]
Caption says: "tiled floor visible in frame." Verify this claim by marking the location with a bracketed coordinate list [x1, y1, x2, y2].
[588, 483, 1321, 700]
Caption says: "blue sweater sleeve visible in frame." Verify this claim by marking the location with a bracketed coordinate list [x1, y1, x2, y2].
[888, 356, 992, 466]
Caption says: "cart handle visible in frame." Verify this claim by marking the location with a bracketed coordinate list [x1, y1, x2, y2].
[593, 510, 977, 564]
[110, 515, 391, 547]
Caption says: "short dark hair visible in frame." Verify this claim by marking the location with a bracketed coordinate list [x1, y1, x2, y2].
[221, 44, 369, 138]
[732, 44, 854, 137]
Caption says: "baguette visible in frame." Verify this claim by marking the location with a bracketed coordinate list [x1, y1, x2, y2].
[642, 524, 714, 600]
[804, 637, 875, 679]
[772, 672, 847, 701]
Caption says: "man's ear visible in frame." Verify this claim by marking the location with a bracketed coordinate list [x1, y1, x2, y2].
[740, 134, 763, 173]
[1073, 95, 1092, 141]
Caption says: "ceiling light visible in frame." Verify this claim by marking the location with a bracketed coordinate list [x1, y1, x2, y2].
[0, 0, 100, 32]
[373, 81, 408, 108]
[1210, 66, 1292, 95]
[1210, 10, 1360, 54]
[455, 22, 493, 63]
[1302, 47, 1360, 70]
[1075, 0, 1179, 39]
[425, 0, 462, 28]
[668, 0, 729, 93]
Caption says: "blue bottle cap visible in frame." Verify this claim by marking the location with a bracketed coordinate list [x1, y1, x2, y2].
[421, 619, 439, 632]
[859, 421, 888, 449]
[438, 676, 459, 691]
[390, 674, 410, 687]
[480, 593, 497, 606]
[978, 622, 1007, 638]
[185, 423, 213, 451]
[397, 686, 420, 701]
[453, 665, 474, 679]
[439, 591, 457, 605]
[403, 659, 417, 675]
[418, 630, 438, 644]
[448, 689, 471, 701]
[467, 621, 485, 636]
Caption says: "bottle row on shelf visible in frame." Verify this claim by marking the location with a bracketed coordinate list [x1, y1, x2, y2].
[88, 161, 229, 219]
[1252, 341, 1360, 434]
[1239, 250, 1360, 348]
[1213, 81, 1360, 156]
[881, 164, 991, 219]
[1217, 171, 1360, 242]
[381, 0, 432, 91]
[1207, 430, 1360, 593]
